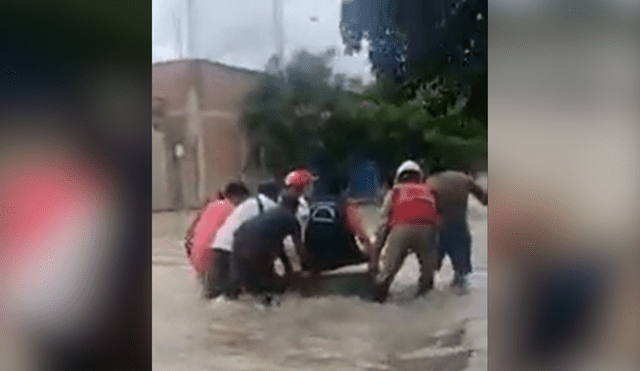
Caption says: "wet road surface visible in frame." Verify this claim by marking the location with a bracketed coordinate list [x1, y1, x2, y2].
[153, 180, 487, 371]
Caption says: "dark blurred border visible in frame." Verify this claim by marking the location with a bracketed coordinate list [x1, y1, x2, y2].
[2, 2, 151, 370]
[4, 0, 639, 370]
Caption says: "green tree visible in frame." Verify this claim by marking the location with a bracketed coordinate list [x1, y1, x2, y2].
[245, 48, 486, 178]
[340, 0, 488, 127]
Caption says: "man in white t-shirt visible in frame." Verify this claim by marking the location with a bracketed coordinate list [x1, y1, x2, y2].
[209, 190, 278, 298]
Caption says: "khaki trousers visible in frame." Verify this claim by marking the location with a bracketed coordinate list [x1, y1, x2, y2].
[374, 224, 438, 302]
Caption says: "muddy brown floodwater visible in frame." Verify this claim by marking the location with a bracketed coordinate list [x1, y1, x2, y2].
[153, 177, 487, 371]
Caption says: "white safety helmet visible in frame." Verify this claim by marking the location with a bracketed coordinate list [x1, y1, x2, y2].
[395, 160, 424, 181]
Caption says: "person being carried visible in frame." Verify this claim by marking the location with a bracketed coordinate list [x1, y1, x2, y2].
[426, 166, 487, 288]
[230, 192, 305, 305]
[370, 160, 441, 303]
[184, 182, 249, 299]
[302, 176, 373, 275]
[208, 184, 278, 299]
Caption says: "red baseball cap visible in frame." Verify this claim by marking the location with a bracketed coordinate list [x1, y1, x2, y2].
[284, 169, 318, 192]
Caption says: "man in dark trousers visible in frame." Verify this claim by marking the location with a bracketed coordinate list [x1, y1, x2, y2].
[427, 167, 487, 288]
[230, 192, 305, 304]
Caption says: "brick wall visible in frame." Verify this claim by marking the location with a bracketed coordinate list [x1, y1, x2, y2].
[152, 59, 262, 211]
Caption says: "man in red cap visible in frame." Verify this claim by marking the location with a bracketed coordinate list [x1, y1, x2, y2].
[281, 168, 317, 270]
[284, 168, 317, 196]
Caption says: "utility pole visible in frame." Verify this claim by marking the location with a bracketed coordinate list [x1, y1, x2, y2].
[186, 0, 196, 58]
[172, 11, 182, 58]
[273, 0, 284, 71]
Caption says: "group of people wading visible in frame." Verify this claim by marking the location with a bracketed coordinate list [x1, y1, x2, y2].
[185, 160, 487, 305]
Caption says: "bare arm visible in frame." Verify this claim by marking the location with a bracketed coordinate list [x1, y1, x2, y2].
[290, 223, 306, 275]
[374, 191, 393, 246]
[345, 202, 375, 270]
[277, 243, 293, 278]
[430, 188, 443, 228]
[370, 190, 393, 274]
[345, 202, 370, 244]
[469, 178, 488, 206]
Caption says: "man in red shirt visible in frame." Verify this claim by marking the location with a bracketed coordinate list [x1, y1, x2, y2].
[370, 160, 441, 303]
[184, 182, 249, 298]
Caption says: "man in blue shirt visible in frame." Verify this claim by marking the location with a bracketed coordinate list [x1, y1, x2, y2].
[230, 192, 305, 302]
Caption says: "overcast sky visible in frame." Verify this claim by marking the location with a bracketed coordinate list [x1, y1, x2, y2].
[152, 0, 375, 84]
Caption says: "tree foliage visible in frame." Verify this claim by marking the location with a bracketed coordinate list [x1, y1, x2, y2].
[340, 0, 487, 126]
[244, 48, 486, 179]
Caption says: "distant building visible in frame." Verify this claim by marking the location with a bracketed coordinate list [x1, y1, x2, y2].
[152, 59, 268, 211]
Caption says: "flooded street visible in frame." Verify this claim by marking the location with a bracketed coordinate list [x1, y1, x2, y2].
[153, 177, 487, 370]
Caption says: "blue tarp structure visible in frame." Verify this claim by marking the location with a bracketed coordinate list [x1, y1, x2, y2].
[309, 152, 343, 197]
[346, 159, 382, 199]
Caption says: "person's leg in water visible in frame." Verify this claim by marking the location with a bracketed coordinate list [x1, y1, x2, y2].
[226, 232, 266, 300]
[413, 225, 438, 297]
[241, 254, 280, 306]
[223, 251, 245, 300]
[204, 249, 227, 299]
[435, 230, 446, 272]
[259, 258, 281, 306]
[372, 226, 412, 303]
[441, 222, 472, 288]
[202, 249, 216, 298]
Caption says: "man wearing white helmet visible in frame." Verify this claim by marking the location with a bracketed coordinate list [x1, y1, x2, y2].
[370, 160, 441, 302]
